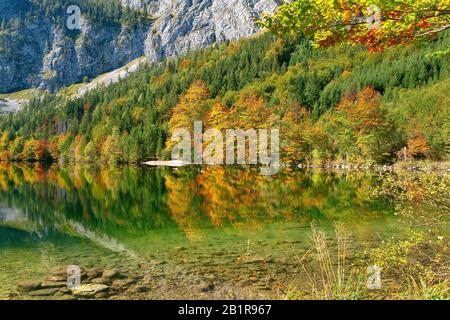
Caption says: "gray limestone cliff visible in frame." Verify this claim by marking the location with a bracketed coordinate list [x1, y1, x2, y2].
[0, 0, 279, 93]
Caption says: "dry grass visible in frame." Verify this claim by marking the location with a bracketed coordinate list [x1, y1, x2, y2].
[283, 223, 365, 300]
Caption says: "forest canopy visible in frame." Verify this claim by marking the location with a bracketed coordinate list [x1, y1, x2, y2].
[0, 29, 448, 166]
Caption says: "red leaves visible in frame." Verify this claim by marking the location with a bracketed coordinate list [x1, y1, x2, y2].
[337, 87, 386, 133]
[350, 29, 385, 52]
[417, 19, 431, 29]
[35, 140, 51, 161]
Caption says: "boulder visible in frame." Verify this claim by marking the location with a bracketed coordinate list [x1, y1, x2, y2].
[102, 270, 120, 279]
[85, 268, 102, 279]
[27, 288, 59, 297]
[40, 281, 67, 289]
[48, 295, 76, 301]
[46, 276, 66, 282]
[71, 284, 109, 298]
[94, 292, 110, 299]
[112, 279, 135, 288]
[196, 281, 214, 293]
[131, 285, 151, 293]
[51, 266, 68, 277]
[17, 280, 41, 292]
[91, 277, 112, 285]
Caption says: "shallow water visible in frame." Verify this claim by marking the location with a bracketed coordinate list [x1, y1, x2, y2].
[0, 163, 410, 299]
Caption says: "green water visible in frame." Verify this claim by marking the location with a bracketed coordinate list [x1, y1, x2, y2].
[0, 164, 407, 298]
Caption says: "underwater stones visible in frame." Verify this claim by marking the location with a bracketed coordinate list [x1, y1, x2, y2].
[196, 281, 214, 293]
[248, 275, 259, 282]
[102, 269, 122, 280]
[112, 278, 136, 288]
[51, 266, 68, 277]
[85, 268, 102, 279]
[131, 285, 151, 293]
[94, 292, 110, 299]
[28, 288, 59, 296]
[58, 287, 71, 294]
[40, 281, 67, 289]
[48, 295, 76, 301]
[16, 265, 146, 300]
[91, 277, 112, 285]
[47, 276, 66, 282]
[71, 284, 109, 298]
[17, 280, 42, 292]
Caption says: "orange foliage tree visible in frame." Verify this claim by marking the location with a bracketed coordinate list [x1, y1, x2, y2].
[407, 132, 431, 159]
[166, 80, 211, 153]
[328, 87, 400, 163]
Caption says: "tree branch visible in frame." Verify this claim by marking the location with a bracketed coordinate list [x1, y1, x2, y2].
[418, 24, 450, 37]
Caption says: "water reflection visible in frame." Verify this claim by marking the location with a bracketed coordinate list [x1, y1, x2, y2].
[0, 163, 398, 298]
[0, 163, 392, 240]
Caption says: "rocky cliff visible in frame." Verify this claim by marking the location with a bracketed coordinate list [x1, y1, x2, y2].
[0, 0, 279, 93]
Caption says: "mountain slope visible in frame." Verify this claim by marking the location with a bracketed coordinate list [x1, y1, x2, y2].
[0, 31, 448, 164]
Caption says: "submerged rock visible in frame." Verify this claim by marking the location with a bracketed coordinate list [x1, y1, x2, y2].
[17, 280, 41, 292]
[196, 281, 215, 293]
[47, 295, 76, 301]
[27, 288, 59, 296]
[102, 270, 121, 279]
[46, 276, 66, 282]
[131, 285, 151, 293]
[112, 279, 136, 288]
[94, 292, 110, 299]
[71, 284, 109, 297]
[85, 268, 102, 279]
[91, 277, 112, 285]
[40, 281, 67, 289]
[51, 266, 69, 277]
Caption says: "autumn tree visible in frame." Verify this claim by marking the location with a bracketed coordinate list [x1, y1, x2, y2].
[260, 0, 450, 52]
[205, 101, 229, 130]
[84, 141, 98, 163]
[35, 140, 52, 161]
[71, 135, 87, 164]
[21, 139, 37, 161]
[0, 131, 10, 160]
[407, 131, 431, 159]
[228, 91, 276, 129]
[279, 105, 315, 164]
[8, 136, 24, 161]
[310, 124, 335, 162]
[101, 127, 123, 165]
[0, 132, 9, 151]
[328, 87, 400, 163]
[165, 80, 211, 152]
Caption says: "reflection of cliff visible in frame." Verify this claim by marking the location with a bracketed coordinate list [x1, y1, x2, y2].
[0, 164, 175, 236]
[67, 220, 138, 259]
[0, 207, 33, 232]
[0, 211, 139, 260]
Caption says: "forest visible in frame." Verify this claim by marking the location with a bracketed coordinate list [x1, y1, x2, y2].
[0, 28, 449, 166]
[0, 0, 148, 29]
